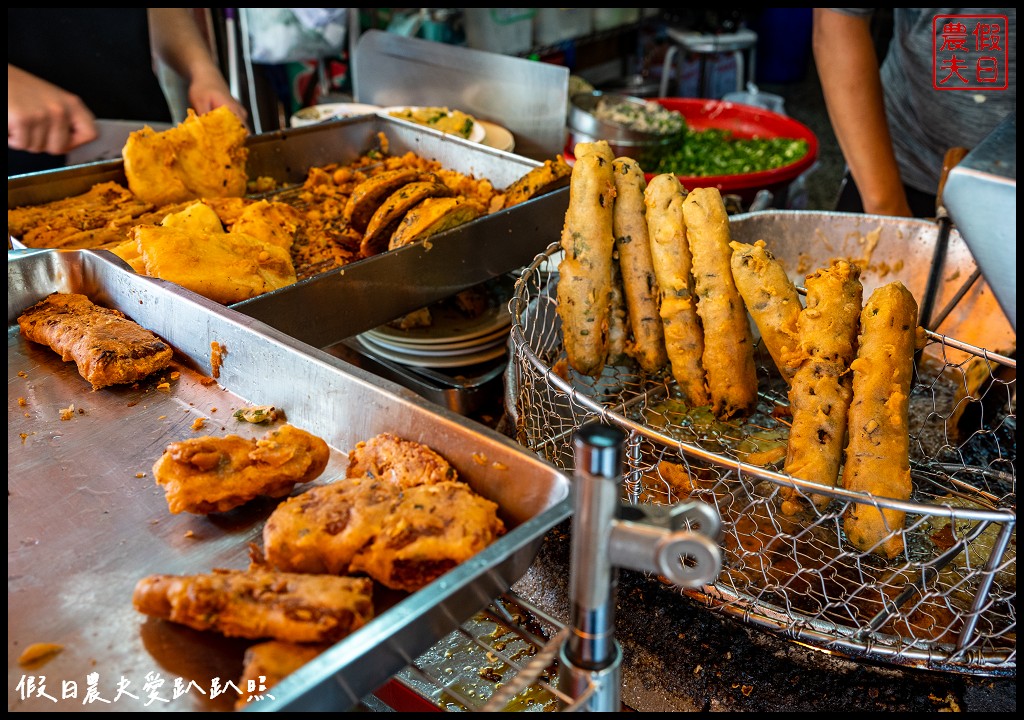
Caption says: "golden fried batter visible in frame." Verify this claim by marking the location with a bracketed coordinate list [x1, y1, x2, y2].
[235, 641, 327, 710]
[123, 106, 249, 206]
[153, 424, 330, 514]
[350, 481, 506, 592]
[264, 434, 506, 592]
[132, 568, 373, 643]
[263, 476, 399, 575]
[346, 432, 457, 489]
[17, 292, 173, 390]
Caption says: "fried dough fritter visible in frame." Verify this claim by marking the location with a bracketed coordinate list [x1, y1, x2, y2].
[262, 476, 399, 575]
[350, 480, 506, 593]
[123, 106, 249, 206]
[264, 433, 506, 592]
[235, 641, 328, 711]
[132, 568, 373, 643]
[346, 431, 457, 489]
[153, 424, 330, 514]
[17, 292, 173, 390]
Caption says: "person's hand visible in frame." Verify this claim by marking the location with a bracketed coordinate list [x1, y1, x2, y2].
[8, 64, 98, 155]
[186, 66, 248, 125]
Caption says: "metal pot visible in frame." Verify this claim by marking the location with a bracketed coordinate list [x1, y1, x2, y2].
[567, 91, 679, 166]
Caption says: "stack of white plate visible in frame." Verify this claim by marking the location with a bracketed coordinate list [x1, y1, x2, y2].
[356, 295, 512, 369]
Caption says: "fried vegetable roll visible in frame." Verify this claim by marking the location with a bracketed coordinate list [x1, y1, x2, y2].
[644, 174, 708, 407]
[841, 281, 918, 558]
[681, 187, 758, 419]
[607, 257, 631, 365]
[729, 239, 802, 385]
[781, 259, 862, 515]
[611, 157, 667, 374]
[556, 141, 617, 376]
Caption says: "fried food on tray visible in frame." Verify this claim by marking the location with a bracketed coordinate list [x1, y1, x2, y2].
[132, 568, 373, 643]
[502, 155, 572, 209]
[611, 157, 666, 375]
[8, 181, 155, 249]
[607, 260, 631, 366]
[230, 199, 304, 251]
[644, 174, 708, 407]
[17, 292, 173, 390]
[781, 259, 863, 515]
[729, 239, 802, 385]
[350, 480, 506, 593]
[236, 641, 328, 711]
[153, 423, 330, 514]
[264, 434, 506, 592]
[682, 187, 758, 419]
[842, 281, 919, 558]
[388, 196, 483, 250]
[556, 140, 617, 377]
[359, 180, 454, 257]
[342, 168, 425, 233]
[112, 201, 297, 304]
[123, 106, 249, 206]
[346, 432, 458, 488]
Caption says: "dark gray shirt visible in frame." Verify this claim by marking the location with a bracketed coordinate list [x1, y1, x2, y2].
[832, 8, 1016, 193]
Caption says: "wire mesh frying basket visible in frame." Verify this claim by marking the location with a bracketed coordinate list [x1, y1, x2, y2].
[506, 241, 1016, 677]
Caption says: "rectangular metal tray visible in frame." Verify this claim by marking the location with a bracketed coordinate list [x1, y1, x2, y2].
[7, 248, 571, 712]
[8, 116, 570, 348]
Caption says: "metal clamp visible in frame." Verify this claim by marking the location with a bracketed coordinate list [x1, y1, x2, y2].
[559, 422, 723, 711]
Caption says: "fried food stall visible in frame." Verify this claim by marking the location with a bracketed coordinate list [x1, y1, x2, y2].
[8, 33, 1015, 715]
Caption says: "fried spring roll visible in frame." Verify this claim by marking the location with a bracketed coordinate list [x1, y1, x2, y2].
[682, 187, 758, 418]
[729, 239, 802, 385]
[781, 259, 863, 515]
[611, 157, 667, 374]
[644, 174, 708, 407]
[841, 282, 918, 558]
[556, 141, 617, 376]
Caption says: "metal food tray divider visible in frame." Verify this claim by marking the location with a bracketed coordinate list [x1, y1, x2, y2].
[7, 248, 572, 712]
[506, 210, 1016, 677]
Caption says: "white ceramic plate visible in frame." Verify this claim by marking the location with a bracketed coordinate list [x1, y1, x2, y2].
[354, 336, 507, 369]
[363, 323, 511, 353]
[290, 103, 381, 127]
[358, 331, 507, 358]
[476, 120, 516, 152]
[377, 106, 487, 144]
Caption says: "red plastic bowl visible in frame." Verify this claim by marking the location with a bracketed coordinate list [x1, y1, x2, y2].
[566, 97, 819, 205]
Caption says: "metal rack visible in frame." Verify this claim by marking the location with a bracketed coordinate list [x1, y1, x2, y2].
[504, 240, 1016, 677]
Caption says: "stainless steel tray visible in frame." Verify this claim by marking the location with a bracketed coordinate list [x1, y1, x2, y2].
[8, 116, 570, 348]
[7, 248, 571, 712]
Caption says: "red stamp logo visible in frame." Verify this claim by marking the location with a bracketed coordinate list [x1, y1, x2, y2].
[933, 14, 1009, 90]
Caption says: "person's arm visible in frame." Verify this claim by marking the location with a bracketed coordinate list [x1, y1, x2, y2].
[8, 64, 98, 154]
[813, 9, 912, 217]
[147, 8, 247, 122]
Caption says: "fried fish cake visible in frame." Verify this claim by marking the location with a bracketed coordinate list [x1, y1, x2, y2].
[132, 568, 373, 644]
[153, 424, 330, 514]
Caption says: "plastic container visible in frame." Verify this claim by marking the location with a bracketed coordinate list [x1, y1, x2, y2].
[461, 8, 535, 55]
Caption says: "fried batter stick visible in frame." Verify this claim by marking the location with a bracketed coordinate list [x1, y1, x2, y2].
[644, 174, 708, 407]
[611, 157, 667, 374]
[17, 292, 173, 390]
[729, 239, 802, 385]
[153, 424, 330, 514]
[132, 569, 373, 643]
[681, 188, 757, 418]
[556, 141, 617, 376]
[781, 260, 862, 515]
[842, 282, 918, 558]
